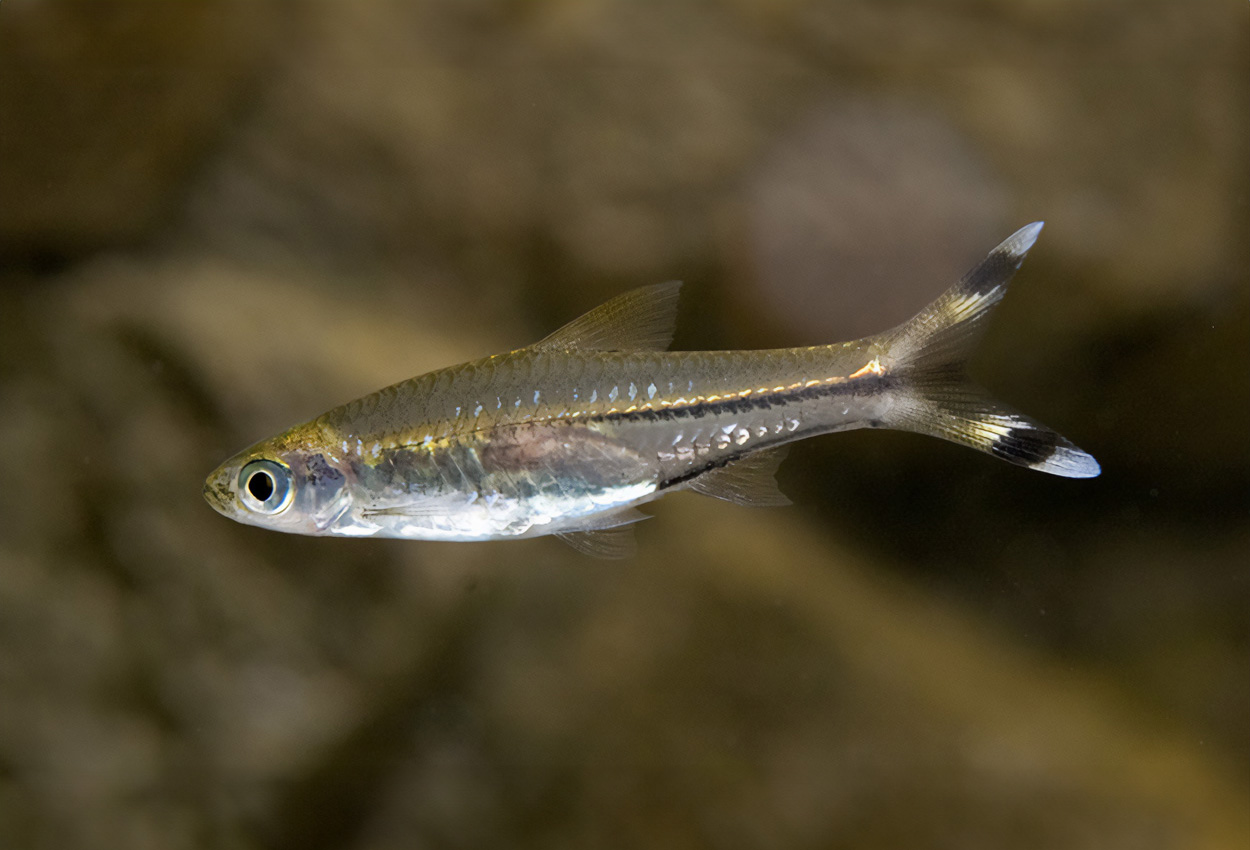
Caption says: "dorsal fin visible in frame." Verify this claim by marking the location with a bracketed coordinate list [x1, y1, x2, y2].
[530, 281, 683, 352]
[686, 447, 791, 507]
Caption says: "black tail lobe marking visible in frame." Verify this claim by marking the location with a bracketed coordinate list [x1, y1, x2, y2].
[990, 426, 1060, 467]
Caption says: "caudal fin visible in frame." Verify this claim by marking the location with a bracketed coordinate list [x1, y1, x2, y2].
[882, 223, 1100, 478]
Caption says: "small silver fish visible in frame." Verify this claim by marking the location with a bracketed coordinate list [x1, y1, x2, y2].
[204, 223, 1098, 557]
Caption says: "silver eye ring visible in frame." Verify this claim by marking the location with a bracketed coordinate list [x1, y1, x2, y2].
[238, 459, 294, 515]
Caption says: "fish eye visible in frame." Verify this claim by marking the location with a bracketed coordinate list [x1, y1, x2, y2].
[238, 459, 294, 515]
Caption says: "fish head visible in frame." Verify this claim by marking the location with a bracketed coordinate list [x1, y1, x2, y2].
[203, 429, 353, 535]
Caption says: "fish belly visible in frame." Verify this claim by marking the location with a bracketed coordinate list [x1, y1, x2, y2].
[342, 421, 660, 541]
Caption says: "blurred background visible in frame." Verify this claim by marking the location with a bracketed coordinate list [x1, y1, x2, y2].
[1, 1, 1246, 848]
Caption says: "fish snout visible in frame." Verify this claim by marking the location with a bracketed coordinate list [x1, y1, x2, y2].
[202, 465, 237, 516]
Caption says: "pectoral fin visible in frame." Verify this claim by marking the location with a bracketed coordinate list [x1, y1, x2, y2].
[362, 502, 451, 519]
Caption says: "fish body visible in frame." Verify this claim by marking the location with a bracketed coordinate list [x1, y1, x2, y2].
[204, 223, 1099, 556]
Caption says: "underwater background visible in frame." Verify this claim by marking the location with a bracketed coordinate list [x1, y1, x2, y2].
[1, 1, 1246, 848]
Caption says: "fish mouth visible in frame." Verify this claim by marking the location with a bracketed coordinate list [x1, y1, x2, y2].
[202, 464, 237, 516]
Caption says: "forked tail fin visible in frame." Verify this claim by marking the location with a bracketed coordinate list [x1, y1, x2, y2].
[881, 222, 1100, 478]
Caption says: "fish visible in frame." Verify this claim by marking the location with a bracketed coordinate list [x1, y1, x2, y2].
[203, 222, 1099, 557]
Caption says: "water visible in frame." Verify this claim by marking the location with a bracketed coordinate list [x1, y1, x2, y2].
[1, 2, 1246, 848]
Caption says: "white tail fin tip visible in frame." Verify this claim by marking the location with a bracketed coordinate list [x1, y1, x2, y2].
[1032, 446, 1102, 479]
[986, 422, 1101, 478]
[1000, 221, 1044, 260]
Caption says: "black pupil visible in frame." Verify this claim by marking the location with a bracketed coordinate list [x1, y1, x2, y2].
[248, 471, 275, 501]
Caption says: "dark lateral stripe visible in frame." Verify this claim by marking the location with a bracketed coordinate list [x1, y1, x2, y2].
[592, 374, 893, 426]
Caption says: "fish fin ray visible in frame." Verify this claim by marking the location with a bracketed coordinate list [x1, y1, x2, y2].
[686, 446, 791, 507]
[879, 223, 1099, 478]
[531, 281, 682, 352]
[362, 502, 448, 519]
[890, 387, 1100, 478]
[883, 222, 1042, 368]
[555, 508, 649, 559]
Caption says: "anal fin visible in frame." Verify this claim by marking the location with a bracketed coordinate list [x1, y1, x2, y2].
[687, 447, 791, 507]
